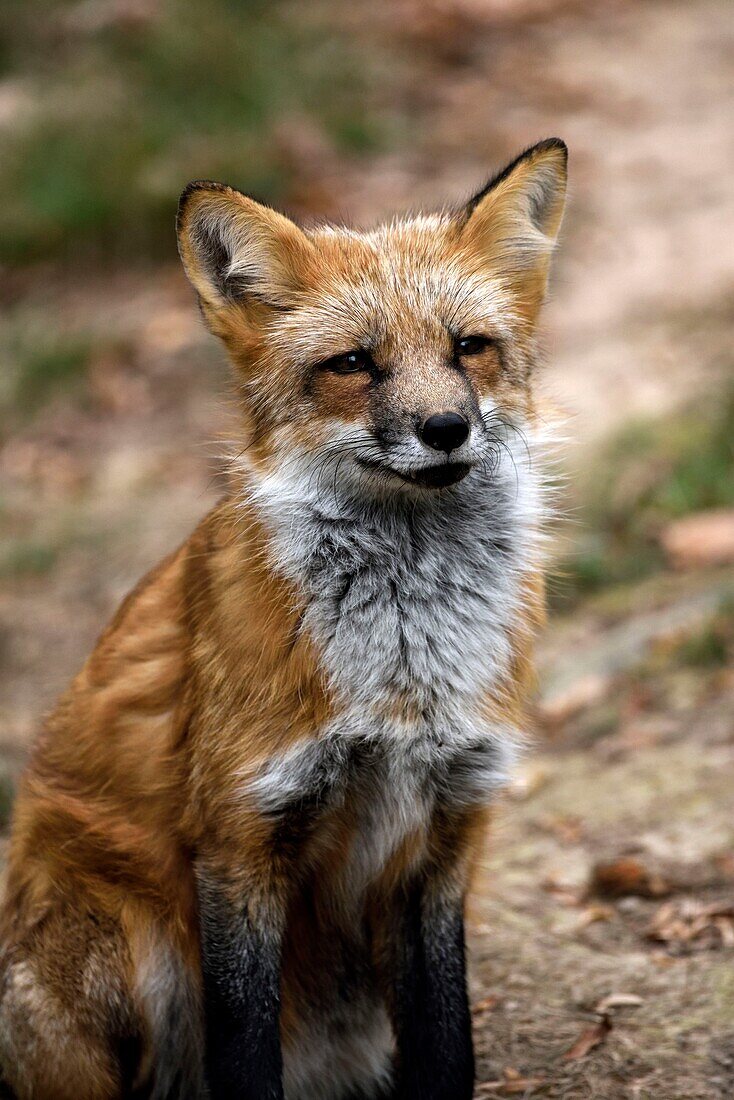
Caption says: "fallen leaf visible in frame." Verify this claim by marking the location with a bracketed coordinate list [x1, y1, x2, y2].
[715, 917, 734, 948]
[562, 1014, 612, 1060]
[498, 1078, 546, 1095]
[659, 509, 734, 569]
[713, 853, 734, 880]
[597, 717, 672, 760]
[648, 899, 734, 951]
[538, 673, 610, 728]
[477, 1069, 546, 1095]
[542, 876, 583, 907]
[576, 904, 615, 930]
[589, 857, 670, 899]
[509, 764, 550, 800]
[541, 814, 584, 844]
[594, 993, 643, 1013]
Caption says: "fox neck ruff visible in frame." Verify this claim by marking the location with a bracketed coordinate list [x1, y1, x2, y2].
[238, 417, 545, 822]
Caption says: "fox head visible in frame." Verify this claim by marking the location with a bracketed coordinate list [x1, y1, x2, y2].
[177, 139, 566, 495]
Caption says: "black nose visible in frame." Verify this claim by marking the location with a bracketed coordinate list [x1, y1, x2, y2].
[418, 412, 470, 453]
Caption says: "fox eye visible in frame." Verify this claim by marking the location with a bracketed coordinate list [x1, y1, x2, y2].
[455, 334, 493, 357]
[321, 349, 374, 375]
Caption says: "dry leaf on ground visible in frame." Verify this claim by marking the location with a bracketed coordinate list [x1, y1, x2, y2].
[659, 509, 734, 569]
[647, 899, 734, 951]
[542, 876, 583, 907]
[562, 1014, 612, 1061]
[714, 853, 734, 880]
[576, 903, 615, 930]
[509, 764, 551, 800]
[537, 673, 611, 729]
[540, 814, 584, 844]
[477, 1067, 547, 1095]
[589, 857, 670, 899]
[594, 993, 643, 1013]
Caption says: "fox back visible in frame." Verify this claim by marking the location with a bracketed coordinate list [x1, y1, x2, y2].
[0, 138, 566, 1100]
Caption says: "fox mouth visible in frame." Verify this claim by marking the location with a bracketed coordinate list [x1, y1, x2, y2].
[356, 457, 473, 489]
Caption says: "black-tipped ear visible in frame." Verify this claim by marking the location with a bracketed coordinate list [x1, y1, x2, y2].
[177, 182, 251, 302]
[176, 181, 315, 313]
[460, 139, 568, 321]
[464, 138, 567, 232]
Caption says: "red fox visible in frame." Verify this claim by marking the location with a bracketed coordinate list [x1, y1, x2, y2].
[0, 138, 567, 1099]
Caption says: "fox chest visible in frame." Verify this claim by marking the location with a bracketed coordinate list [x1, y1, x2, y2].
[250, 547, 520, 884]
[247, 485, 530, 886]
[250, 721, 508, 898]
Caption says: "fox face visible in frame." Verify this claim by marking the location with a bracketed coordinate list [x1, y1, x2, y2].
[177, 139, 566, 494]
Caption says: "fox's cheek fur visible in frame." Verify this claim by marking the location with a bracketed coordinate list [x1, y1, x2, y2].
[0, 139, 566, 1100]
[304, 368, 375, 432]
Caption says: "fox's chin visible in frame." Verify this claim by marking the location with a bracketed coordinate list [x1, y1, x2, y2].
[356, 457, 473, 489]
[408, 463, 473, 488]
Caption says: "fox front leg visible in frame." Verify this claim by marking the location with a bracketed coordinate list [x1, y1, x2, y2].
[197, 873, 285, 1100]
[387, 879, 474, 1100]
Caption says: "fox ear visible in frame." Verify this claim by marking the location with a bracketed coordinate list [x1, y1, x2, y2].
[460, 138, 567, 321]
[176, 181, 315, 315]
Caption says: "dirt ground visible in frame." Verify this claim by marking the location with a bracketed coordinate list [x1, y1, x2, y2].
[1, 1, 733, 1096]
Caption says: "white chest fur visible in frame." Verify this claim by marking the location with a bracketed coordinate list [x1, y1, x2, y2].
[242, 433, 543, 882]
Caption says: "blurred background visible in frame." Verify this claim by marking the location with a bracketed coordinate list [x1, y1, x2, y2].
[1, 0, 733, 1095]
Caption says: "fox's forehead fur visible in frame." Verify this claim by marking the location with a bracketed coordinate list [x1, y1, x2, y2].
[269, 215, 519, 364]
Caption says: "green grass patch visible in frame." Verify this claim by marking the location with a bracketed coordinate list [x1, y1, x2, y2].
[0, 320, 92, 427]
[14, 338, 91, 412]
[673, 601, 734, 669]
[551, 389, 734, 609]
[0, 537, 59, 579]
[624, 599, 734, 689]
[0, 773, 15, 830]
[675, 623, 729, 668]
[0, 0, 390, 265]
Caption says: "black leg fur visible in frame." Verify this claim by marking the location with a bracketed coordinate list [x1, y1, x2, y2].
[388, 881, 474, 1100]
[198, 881, 284, 1100]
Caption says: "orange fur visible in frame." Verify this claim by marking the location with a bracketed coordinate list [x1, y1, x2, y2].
[0, 140, 566, 1099]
